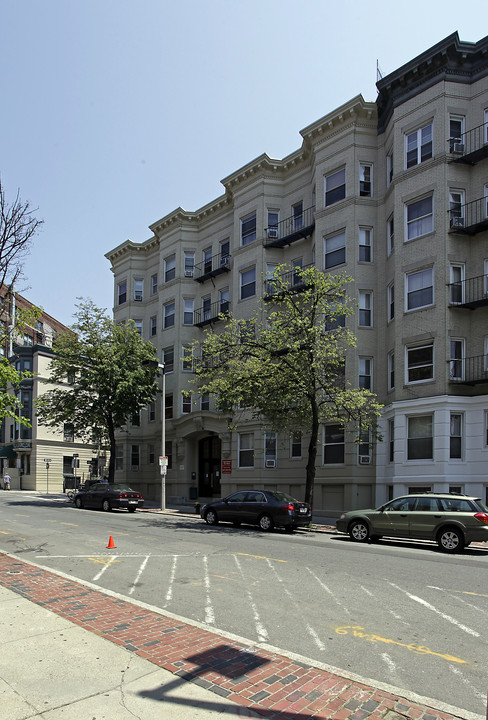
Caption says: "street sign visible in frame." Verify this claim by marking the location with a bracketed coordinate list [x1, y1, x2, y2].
[159, 456, 168, 468]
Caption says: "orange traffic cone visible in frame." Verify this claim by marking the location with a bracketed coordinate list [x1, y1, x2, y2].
[106, 535, 116, 549]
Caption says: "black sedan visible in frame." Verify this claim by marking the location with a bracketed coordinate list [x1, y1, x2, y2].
[200, 490, 311, 531]
[73, 483, 144, 513]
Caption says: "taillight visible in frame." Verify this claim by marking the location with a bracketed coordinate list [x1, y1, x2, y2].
[121, 493, 127, 498]
[285, 503, 294, 512]
[474, 512, 488, 525]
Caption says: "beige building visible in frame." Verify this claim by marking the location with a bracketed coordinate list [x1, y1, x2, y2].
[106, 32, 488, 514]
[0, 292, 99, 491]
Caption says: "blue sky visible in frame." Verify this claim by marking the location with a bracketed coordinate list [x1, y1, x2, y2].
[1, 0, 486, 326]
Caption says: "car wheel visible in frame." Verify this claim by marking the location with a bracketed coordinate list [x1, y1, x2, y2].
[74, 497, 83, 509]
[258, 514, 274, 532]
[437, 527, 465, 553]
[348, 520, 370, 543]
[128, 507, 136, 513]
[204, 509, 218, 525]
[102, 499, 112, 512]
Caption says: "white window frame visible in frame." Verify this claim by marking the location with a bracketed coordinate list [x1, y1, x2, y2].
[323, 424, 345, 465]
[358, 356, 372, 390]
[117, 280, 127, 305]
[163, 301, 175, 329]
[267, 209, 280, 237]
[130, 444, 140, 471]
[164, 254, 176, 282]
[405, 343, 434, 384]
[359, 227, 372, 262]
[200, 393, 210, 411]
[115, 445, 124, 471]
[324, 231, 346, 269]
[238, 433, 254, 468]
[407, 414, 433, 461]
[182, 394, 192, 414]
[241, 213, 257, 246]
[151, 273, 158, 295]
[405, 268, 433, 311]
[449, 115, 465, 152]
[134, 279, 143, 302]
[264, 432, 277, 467]
[358, 291, 373, 327]
[449, 264, 464, 305]
[449, 189, 465, 228]
[292, 201, 303, 230]
[324, 168, 346, 207]
[150, 315, 157, 337]
[387, 282, 394, 322]
[162, 346, 174, 373]
[405, 122, 433, 168]
[290, 432, 302, 459]
[450, 338, 465, 381]
[183, 298, 194, 325]
[359, 163, 373, 197]
[184, 252, 195, 277]
[387, 215, 394, 255]
[240, 267, 256, 300]
[134, 319, 143, 337]
[386, 150, 393, 186]
[388, 418, 394, 462]
[450, 412, 463, 460]
[388, 351, 395, 391]
[405, 195, 433, 241]
[358, 428, 371, 461]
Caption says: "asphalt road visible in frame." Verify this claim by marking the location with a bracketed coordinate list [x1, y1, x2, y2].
[1, 491, 487, 717]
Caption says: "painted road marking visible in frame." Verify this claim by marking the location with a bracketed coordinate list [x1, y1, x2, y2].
[334, 626, 467, 665]
[428, 585, 488, 599]
[60, 522, 78, 526]
[92, 555, 117, 581]
[87, 557, 121, 566]
[129, 555, 150, 596]
[236, 552, 286, 563]
[234, 555, 268, 643]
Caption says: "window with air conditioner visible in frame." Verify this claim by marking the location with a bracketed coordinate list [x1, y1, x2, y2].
[449, 190, 465, 228]
[184, 252, 195, 277]
[449, 115, 465, 153]
[267, 210, 279, 238]
[358, 429, 371, 462]
[264, 432, 277, 468]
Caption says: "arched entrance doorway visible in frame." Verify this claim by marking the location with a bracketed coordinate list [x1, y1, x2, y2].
[198, 436, 221, 497]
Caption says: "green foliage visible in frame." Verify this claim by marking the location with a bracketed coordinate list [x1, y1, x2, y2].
[0, 357, 32, 424]
[192, 266, 383, 505]
[35, 299, 160, 480]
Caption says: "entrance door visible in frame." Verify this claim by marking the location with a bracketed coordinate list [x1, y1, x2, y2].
[198, 436, 222, 497]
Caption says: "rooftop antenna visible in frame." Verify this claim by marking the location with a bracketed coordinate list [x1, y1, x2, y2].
[376, 59, 384, 82]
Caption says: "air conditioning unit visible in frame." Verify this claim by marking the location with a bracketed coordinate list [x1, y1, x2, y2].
[452, 142, 465, 154]
[134, 296, 142, 302]
[359, 456, 371, 465]
[220, 256, 230, 267]
[184, 269, 194, 277]
[265, 459, 276, 468]
[450, 216, 465, 229]
[130, 465, 139, 472]
[267, 227, 278, 239]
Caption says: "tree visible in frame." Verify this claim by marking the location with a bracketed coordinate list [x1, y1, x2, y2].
[35, 299, 160, 482]
[192, 265, 383, 508]
[0, 179, 44, 423]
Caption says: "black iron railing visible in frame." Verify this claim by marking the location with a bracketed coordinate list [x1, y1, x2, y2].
[264, 206, 315, 248]
[448, 274, 488, 308]
[449, 355, 488, 385]
[448, 122, 488, 164]
[194, 253, 231, 282]
[194, 300, 230, 327]
[264, 263, 314, 299]
[448, 197, 488, 235]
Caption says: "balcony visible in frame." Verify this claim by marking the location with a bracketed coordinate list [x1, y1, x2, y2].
[448, 197, 488, 236]
[450, 355, 488, 386]
[448, 274, 488, 309]
[194, 300, 231, 328]
[264, 263, 314, 301]
[194, 253, 231, 283]
[264, 206, 315, 248]
[448, 123, 488, 165]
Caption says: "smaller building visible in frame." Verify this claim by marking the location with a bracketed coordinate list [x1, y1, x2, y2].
[0, 289, 100, 491]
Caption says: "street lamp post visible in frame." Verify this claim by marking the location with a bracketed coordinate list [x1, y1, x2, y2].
[159, 362, 166, 511]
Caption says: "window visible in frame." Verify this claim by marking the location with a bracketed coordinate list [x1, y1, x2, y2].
[407, 415, 433, 460]
[325, 301, 346, 332]
[240, 267, 256, 300]
[405, 123, 432, 168]
[449, 190, 465, 227]
[165, 441, 173, 470]
[151, 274, 158, 295]
[387, 215, 394, 255]
[131, 410, 141, 427]
[386, 150, 393, 186]
[219, 288, 229, 314]
[162, 347, 174, 373]
[238, 433, 254, 467]
[118, 281, 127, 305]
[130, 445, 140, 471]
[150, 316, 157, 337]
[388, 419, 394, 462]
[324, 424, 344, 464]
[388, 352, 395, 390]
[449, 115, 465, 152]
[406, 195, 433, 240]
[358, 429, 370, 460]
[406, 343, 434, 383]
[485, 109, 488, 144]
[63, 423, 74, 442]
[203, 247, 212, 274]
[182, 345, 193, 371]
[164, 255, 176, 282]
[290, 432, 301, 458]
[148, 444, 155, 464]
[359, 164, 372, 197]
[201, 393, 210, 411]
[201, 296, 211, 322]
[134, 319, 143, 336]
[164, 301, 175, 328]
[184, 252, 195, 277]
[267, 210, 279, 237]
[134, 279, 143, 302]
[241, 213, 256, 246]
[325, 168, 346, 206]
[449, 264, 464, 304]
[115, 445, 124, 471]
[183, 298, 194, 325]
[388, 283, 394, 321]
[406, 268, 433, 310]
[359, 228, 372, 262]
[182, 394, 192, 413]
[450, 413, 462, 459]
[264, 432, 277, 467]
[148, 402, 155, 422]
[220, 239, 230, 265]
[292, 202, 303, 230]
[165, 393, 173, 419]
[359, 291, 372, 327]
[450, 339, 465, 380]
[359, 357, 372, 390]
[324, 231, 346, 269]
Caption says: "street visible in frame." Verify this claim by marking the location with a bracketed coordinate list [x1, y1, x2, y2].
[0, 491, 487, 717]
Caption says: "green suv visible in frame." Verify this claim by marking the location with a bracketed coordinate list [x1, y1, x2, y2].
[336, 493, 488, 553]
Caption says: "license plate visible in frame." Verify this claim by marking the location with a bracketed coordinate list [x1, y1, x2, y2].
[299, 507, 307, 514]
[128, 500, 137, 504]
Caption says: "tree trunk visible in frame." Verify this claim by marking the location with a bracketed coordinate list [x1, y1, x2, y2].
[107, 416, 116, 483]
[304, 399, 319, 509]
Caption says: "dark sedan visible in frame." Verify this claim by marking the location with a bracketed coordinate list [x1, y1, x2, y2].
[73, 483, 144, 513]
[200, 490, 311, 531]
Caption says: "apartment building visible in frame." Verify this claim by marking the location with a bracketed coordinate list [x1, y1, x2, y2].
[0, 290, 99, 490]
[106, 32, 488, 514]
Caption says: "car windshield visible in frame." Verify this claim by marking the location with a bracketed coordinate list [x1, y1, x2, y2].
[267, 491, 300, 503]
[111, 484, 136, 492]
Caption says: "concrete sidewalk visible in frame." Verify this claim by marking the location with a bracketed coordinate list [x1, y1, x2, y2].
[0, 552, 482, 720]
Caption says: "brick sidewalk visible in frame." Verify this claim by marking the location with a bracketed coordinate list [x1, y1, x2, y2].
[0, 553, 469, 720]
